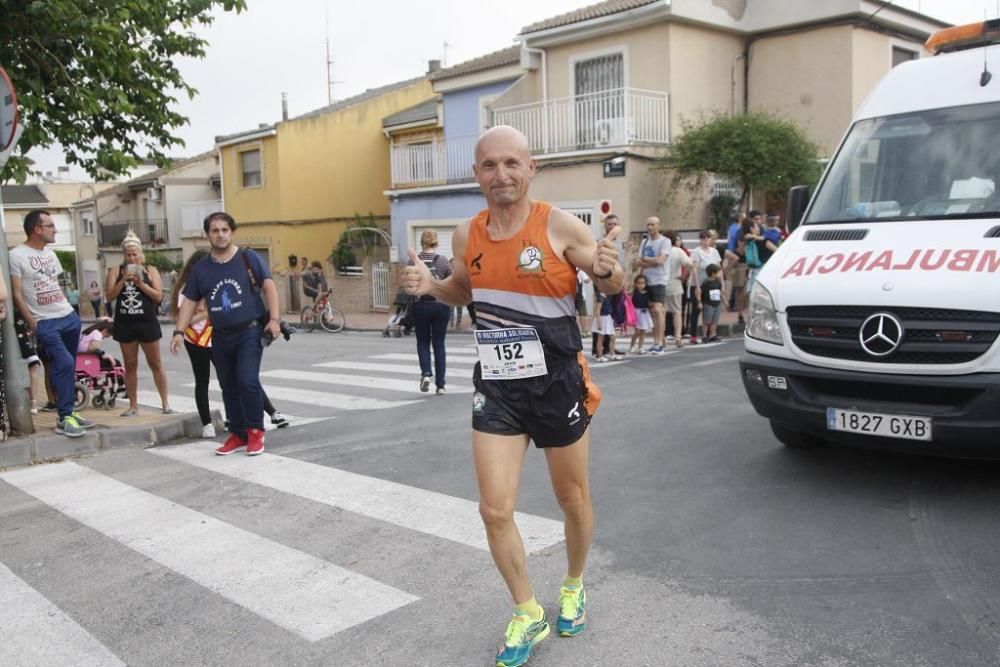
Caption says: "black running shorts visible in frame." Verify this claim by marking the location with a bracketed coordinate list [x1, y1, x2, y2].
[471, 353, 601, 448]
[113, 319, 162, 344]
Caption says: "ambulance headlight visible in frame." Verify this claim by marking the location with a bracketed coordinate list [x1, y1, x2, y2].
[746, 283, 783, 346]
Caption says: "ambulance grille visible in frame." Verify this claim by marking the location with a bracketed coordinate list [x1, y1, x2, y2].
[787, 305, 1000, 364]
[803, 229, 869, 241]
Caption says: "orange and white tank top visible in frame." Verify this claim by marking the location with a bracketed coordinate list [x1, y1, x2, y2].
[464, 201, 582, 362]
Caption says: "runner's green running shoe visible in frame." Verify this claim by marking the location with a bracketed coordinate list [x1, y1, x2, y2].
[557, 585, 587, 636]
[496, 610, 549, 667]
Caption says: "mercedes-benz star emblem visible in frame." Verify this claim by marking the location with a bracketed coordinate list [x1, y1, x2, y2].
[859, 312, 904, 357]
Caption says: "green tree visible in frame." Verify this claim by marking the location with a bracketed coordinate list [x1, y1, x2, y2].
[661, 111, 822, 213]
[328, 213, 388, 270]
[54, 249, 75, 282]
[144, 250, 181, 273]
[0, 0, 246, 183]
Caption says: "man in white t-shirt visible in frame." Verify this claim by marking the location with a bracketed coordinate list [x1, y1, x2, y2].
[636, 216, 671, 354]
[663, 231, 694, 348]
[9, 210, 92, 437]
[688, 230, 723, 344]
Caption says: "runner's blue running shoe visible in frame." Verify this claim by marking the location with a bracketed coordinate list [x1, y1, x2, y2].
[557, 585, 587, 636]
[496, 610, 549, 667]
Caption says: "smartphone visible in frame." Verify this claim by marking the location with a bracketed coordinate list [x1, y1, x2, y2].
[126, 264, 141, 276]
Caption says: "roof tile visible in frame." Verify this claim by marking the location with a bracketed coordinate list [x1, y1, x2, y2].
[520, 0, 659, 35]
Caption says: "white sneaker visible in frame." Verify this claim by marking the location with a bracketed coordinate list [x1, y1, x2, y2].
[593, 356, 607, 363]
[270, 412, 290, 428]
[201, 423, 216, 438]
[666, 335, 675, 342]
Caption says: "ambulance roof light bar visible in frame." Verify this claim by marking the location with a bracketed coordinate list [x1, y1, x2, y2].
[926, 19, 1000, 55]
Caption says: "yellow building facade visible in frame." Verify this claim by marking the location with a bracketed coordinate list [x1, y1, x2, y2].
[216, 77, 434, 275]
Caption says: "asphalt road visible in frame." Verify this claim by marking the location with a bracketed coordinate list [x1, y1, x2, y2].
[2, 328, 999, 666]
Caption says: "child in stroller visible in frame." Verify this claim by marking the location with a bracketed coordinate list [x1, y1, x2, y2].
[384, 288, 415, 338]
[75, 320, 126, 409]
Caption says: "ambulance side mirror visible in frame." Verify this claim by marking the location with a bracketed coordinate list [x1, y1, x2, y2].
[786, 185, 810, 233]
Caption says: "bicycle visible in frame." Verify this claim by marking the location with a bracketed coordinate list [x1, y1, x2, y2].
[300, 289, 345, 333]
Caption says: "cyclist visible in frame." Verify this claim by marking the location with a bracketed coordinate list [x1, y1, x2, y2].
[302, 261, 328, 304]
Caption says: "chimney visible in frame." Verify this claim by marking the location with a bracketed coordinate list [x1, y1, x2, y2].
[281, 92, 288, 121]
[427, 59, 441, 74]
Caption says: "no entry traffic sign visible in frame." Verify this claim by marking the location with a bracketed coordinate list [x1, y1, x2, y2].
[0, 66, 19, 152]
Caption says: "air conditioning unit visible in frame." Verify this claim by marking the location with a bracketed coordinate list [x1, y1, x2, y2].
[594, 119, 626, 147]
[147, 186, 162, 202]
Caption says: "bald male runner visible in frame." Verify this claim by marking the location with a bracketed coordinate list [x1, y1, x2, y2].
[403, 126, 624, 667]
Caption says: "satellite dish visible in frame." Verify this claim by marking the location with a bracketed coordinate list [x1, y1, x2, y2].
[0, 66, 19, 152]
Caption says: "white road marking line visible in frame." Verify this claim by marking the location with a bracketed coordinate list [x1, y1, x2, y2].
[373, 353, 478, 365]
[314, 360, 439, 375]
[151, 444, 566, 554]
[0, 463, 417, 642]
[588, 361, 628, 368]
[0, 562, 126, 667]
[191, 382, 420, 411]
[261, 369, 473, 394]
[684, 355, 741, 368]
[136, 391, 330, 430]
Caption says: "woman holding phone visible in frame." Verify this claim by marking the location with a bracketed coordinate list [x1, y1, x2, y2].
[106, 231, 174, 416]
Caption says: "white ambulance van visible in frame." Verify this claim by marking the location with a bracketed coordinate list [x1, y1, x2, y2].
[740, 21, 1000, 458]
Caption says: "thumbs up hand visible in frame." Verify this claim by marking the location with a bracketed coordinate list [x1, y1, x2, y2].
[593, 225, 621, 278]
[403, 248, 433, 296]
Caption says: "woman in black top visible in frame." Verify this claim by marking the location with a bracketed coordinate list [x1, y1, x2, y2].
[106, 232, 173, 416]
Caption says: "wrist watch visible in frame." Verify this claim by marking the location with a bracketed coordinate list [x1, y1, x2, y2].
[172, 329, 184, 337]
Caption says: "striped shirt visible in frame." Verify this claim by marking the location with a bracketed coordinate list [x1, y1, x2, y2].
[414, 251, 452, 302]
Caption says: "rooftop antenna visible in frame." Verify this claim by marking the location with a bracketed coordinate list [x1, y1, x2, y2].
[983, 9, 993, 87]
[324, 1, 344, 104]
[443, 41, 450, 67]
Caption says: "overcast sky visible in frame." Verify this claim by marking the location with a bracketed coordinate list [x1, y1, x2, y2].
[23, 0, 1000, 179]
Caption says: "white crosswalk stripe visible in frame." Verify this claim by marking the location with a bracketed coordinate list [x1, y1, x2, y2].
[151, 443, 564, 553]
[261, 369, 473, 394]
[314, 360, 435, 375]
[135, 391, 330, 431]
[0, 562, 126, 667]
[373, 353, 478, 365]
[0, 462, 419, 642]
[0, 448, 569, 651]
[191, 381, 420, 411]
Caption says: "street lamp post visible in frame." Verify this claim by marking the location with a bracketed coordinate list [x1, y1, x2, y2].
[0, 135, 34, 435]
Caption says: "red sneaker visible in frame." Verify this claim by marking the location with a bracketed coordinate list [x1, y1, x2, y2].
[246, 428, 265, 456]
[215, 433, 247, 456]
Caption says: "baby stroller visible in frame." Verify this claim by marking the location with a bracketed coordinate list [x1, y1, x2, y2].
[383, 289, 415, 338]
[74, 352, 126, 410]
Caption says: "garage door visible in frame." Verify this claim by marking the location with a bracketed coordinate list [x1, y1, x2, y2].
[412, 227, 455, 259]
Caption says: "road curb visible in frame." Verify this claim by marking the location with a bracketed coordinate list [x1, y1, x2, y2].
[0, 409, 222, 470]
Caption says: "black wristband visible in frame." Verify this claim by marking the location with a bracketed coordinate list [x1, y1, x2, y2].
[593, 267, 613, 280]
[172, 329, 184, 337]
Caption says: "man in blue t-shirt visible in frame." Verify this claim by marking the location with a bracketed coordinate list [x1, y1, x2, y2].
[170, 212, 280, 456]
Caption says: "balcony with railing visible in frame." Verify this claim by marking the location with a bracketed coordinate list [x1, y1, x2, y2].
[99, 219, 169, 248]
[492, 87, 669, 155]
[389, 134, 477, 189]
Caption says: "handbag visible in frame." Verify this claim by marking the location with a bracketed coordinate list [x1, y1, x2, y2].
[745, 239, 762, 268]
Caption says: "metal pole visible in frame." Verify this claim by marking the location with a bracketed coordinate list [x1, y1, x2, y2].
[0, 134, 35, 434]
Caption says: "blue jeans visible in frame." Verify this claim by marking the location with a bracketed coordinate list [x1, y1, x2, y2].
[211, 325, 264, 436]
[35, 311, 82, 418]
[413, 300, 451, 388]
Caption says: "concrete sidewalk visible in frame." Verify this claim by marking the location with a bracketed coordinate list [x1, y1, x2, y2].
[289, 306, 747, 337]
[0, 405, 219, 470]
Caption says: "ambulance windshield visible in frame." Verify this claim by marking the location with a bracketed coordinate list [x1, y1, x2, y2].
[807, 102, 1000, 224]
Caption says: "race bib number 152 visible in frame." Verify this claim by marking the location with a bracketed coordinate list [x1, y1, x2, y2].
[475, 328, 547, 380]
